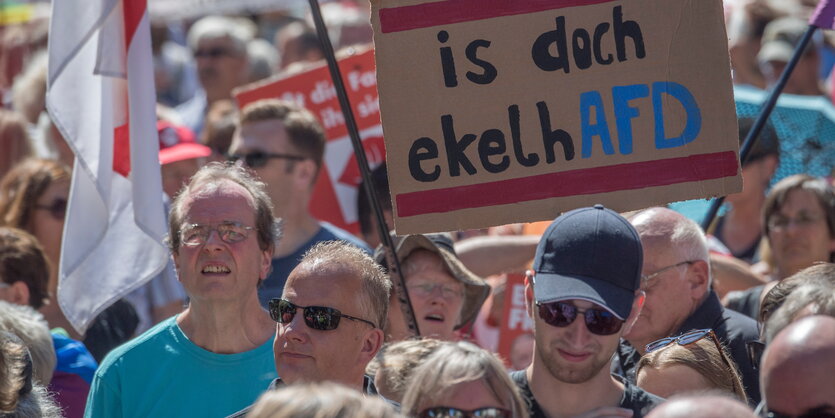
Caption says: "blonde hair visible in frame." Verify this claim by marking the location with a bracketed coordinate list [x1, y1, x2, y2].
[366, 338, 443, 402]
[637, 337, 747, 402]
[402, 341, 529, 418]
[248, 381, 402, 418]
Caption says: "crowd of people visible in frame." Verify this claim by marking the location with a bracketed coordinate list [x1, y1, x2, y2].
[0, 0, 833, 417]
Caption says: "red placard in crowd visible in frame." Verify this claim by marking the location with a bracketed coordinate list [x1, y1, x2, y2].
[235, 47, 384, 235]
[497, 273, 535, 370]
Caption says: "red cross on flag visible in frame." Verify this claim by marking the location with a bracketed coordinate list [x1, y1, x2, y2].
[47, 0, 168, 333]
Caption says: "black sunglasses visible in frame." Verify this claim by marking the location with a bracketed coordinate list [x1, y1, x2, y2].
[269, 298, 376, 331]
[536, 301, 623, 336]
[227, 151, 306, 169]
[419, 407, 511, 418]
[194, 47, 236, 59]
[646, 328, 737, 375]
[34, 198, 68, 221]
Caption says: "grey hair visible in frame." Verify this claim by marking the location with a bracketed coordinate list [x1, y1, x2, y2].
[186, 16, 253, 54]
[633, 208, 711, 288]
[764, 284, 835, 344]
[0, 302, 56, 386]
[402, 341, 529, 418]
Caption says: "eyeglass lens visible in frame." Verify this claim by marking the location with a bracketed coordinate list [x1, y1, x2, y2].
[181, 222, 250, 246]
[538, 301, 623, 335]
[270, 299, 342, 331]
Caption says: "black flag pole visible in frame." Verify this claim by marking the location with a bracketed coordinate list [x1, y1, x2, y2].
[701, 24, 817, 232]
[306, 0, 421, 337]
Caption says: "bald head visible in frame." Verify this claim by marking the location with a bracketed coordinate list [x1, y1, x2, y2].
[646, 394, 755, 418]
[761, 315, 835, 417]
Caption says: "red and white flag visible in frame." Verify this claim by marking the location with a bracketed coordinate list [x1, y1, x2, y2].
[46, 0, 168, 333]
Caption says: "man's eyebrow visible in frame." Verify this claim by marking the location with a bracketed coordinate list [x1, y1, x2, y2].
[805, 404, 835, 413]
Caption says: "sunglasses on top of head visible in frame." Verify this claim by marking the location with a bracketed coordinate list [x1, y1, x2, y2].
[227, 151, 306, 169]
[536, 301, 624, 336]
[269, 298, 376, 331]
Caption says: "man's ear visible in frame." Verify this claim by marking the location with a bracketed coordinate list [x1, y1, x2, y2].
[260, 248, 273, 279]
[4, 281, 31, 307]
[687, 260, 710, 298]
[623, 290, 646, 335]
[360, 328, 385, 364]
[293, 159, 318, 190]
[524, 270, 535, 318]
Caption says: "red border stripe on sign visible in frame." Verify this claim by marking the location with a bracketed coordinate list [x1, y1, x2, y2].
[379, 0, 620, 33]
[395, 151, 738, 217]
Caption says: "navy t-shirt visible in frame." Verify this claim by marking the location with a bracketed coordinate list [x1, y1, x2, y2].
[257, 222, 370, 308]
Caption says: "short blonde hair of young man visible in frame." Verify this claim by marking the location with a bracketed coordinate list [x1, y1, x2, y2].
[298, 241, 390, 332]
[402, 341, 529, 418]
[247, 381, 402, 418]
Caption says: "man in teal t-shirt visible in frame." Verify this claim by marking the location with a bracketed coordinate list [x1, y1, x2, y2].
[85, 164, 281, 417]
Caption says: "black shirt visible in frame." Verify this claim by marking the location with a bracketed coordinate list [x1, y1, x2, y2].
[509, 369, 664, 418]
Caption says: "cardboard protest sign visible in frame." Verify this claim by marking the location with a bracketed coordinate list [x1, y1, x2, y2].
[497, 273, 534, 370]
[371, 0, 742, 234]
[235, 47, 385, 234]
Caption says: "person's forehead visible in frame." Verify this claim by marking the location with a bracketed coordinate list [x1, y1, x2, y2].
[198, 35, 236, 49]
[235, 120, 290, 151]
[284, 263, 363, 306]
[182, 181, 256, 221]
[777, 189, 826, 214]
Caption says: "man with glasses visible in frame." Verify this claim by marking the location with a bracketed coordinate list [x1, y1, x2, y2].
[177, 16, 251, 136]
[759, 315, 835, 418]
[227, 99, 369, 309]
[615, 207, 761, 405]
[228, 241, 391, 417]
[85, 164, 279, 417]
[511, 205, 663, 418]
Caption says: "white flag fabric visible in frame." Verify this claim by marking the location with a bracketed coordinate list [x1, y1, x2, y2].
[46, 0, 168, 334]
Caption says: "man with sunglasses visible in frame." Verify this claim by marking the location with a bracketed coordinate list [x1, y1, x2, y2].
[511, 205, 663, 418]
[615, 207, 761, 405]
[759, 315, 835, 418]
[228, 99, 369, 310]
[86, 164, 279, 417]
[228, 241, 391, 417]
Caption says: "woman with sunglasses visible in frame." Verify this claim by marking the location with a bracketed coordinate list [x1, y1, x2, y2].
[0, 158, 139, 361]
[636, 329, 748, 402]
[402, 341, 528, 418]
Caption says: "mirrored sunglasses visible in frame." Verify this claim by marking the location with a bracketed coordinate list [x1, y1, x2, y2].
[536, 301, 623, 336]
[269, 298, 376, 331]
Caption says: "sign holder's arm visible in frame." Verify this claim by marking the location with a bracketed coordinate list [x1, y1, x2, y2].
[306, 0, 421, 337]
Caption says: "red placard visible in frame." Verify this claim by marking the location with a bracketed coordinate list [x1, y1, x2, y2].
[235, 47, 384, 234]
[497, 273, 535, 370]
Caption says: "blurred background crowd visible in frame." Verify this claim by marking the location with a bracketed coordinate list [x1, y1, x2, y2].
[0, 0, 833, 417]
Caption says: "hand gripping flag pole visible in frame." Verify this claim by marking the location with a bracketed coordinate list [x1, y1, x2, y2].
[701, 2, 834, 232]
[306, 0, 421, 337]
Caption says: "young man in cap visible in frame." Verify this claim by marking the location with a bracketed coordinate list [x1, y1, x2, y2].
[512, 205, 663, 418]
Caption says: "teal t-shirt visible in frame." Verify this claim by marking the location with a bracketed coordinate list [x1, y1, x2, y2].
[84, 316, 276, 418]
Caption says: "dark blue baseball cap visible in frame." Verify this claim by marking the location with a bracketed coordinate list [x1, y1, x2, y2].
[532, 205, 643, 320]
